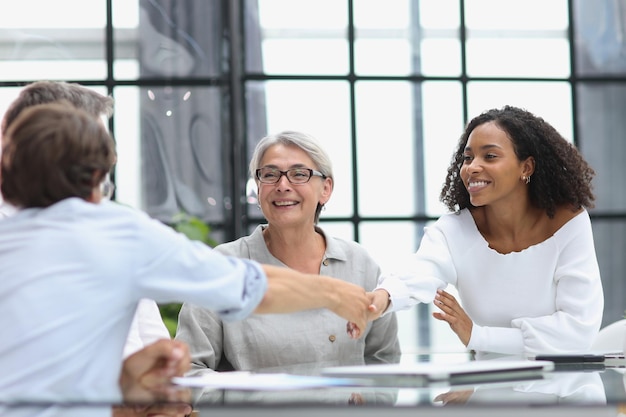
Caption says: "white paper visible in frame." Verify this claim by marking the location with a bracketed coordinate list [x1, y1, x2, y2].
[172, 371, 357, 390]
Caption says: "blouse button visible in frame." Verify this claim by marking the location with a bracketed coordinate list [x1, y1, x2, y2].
[322, 259, 329, 266]
[329, 334, 336, 343]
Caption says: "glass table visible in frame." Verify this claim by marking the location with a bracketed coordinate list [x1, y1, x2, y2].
[185, 352, 626, 416]
[2, 352, 624, 416]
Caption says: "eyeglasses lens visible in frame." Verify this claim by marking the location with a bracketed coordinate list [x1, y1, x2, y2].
[257, 168, 311, 184]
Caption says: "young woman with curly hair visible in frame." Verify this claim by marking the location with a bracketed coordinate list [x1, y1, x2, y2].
[368, 105, 604, 358]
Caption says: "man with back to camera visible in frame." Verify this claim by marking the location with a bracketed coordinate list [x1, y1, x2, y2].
[0, 80, 174, 359]
[0, 102, 372, 416]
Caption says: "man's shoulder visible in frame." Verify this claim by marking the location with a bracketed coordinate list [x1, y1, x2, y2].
[0, 202, 18, 218]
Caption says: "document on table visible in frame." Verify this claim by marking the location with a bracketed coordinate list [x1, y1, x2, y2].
[172, 371, 359, 390]
[321, 359, 554, 387]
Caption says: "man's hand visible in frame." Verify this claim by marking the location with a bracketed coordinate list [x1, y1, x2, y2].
[365, 289, 390, 321]
[432, 289, 473, 346]
[327, 278, 372, 339]
[345, 290, 389, 338]
[257, 265, 374, 339]
[119, 339, 191, 404]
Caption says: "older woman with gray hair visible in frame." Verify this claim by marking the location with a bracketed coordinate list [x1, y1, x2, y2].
[176, 130, 400, 374]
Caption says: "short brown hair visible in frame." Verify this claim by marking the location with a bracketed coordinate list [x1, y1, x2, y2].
[1, 81, 114, 139]
[1, 103, 116, 208]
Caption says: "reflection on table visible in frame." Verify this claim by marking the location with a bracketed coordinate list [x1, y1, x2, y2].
[2, 352, 624, 416]
[192, 355, 402, 407]
[186, 352, 626, 413]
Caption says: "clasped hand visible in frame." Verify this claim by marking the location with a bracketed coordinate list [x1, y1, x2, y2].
[349, 289, 474, 348]
[116, 339, 193, 417]
[345, 289, 389, 338]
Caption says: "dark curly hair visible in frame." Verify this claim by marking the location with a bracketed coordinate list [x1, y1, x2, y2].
[440, 105, 595, 218]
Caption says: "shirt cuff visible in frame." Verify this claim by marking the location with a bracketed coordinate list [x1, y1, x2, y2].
[375, 275, 414, 315]
[219, 259, 267, 322]
[467, 323, 484, 351]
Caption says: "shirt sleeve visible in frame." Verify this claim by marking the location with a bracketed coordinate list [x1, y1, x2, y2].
[130, 213, 267, 322]
[123, 306, 143, 359]
[376, 224, 454, 313]
[123, 299, 171, 358]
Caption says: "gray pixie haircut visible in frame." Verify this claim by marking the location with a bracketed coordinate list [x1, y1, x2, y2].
[249, 130, 334, 224]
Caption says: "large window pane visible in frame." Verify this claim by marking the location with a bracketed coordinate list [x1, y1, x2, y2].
[112, 87, 142, 210]
[0, 0, 107, 81]
[465, 0, 569, 30]
[354, 0, 414, 76]
[354, 0, 462, 76]
[136, 0, 224, 79]
[420, 38, 461, 77]
[251, 0, 348, 74]
[258, 0, 347, 29]
[466, 38, 570, 78]
[577, 83, 626, 213]
[421, 81, 464, 216]
[113, 0, 224, 79]
[419, 0, 461, 76]
[0, 1, 106, 28]
[354, 38, 414, 76]
[263, 39, 348, 74]
[112, 0, 140, 80]
[573, 0, 626, 76]
[465, 0, 569, 78]
[356, 81, 416, 217]
[467, 81, 573, 141]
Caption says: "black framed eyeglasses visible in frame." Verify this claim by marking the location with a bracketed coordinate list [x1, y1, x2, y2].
[255, 167, 326, 184]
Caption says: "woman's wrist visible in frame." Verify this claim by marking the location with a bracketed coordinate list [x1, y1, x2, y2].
[375, 289, 391, 313]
